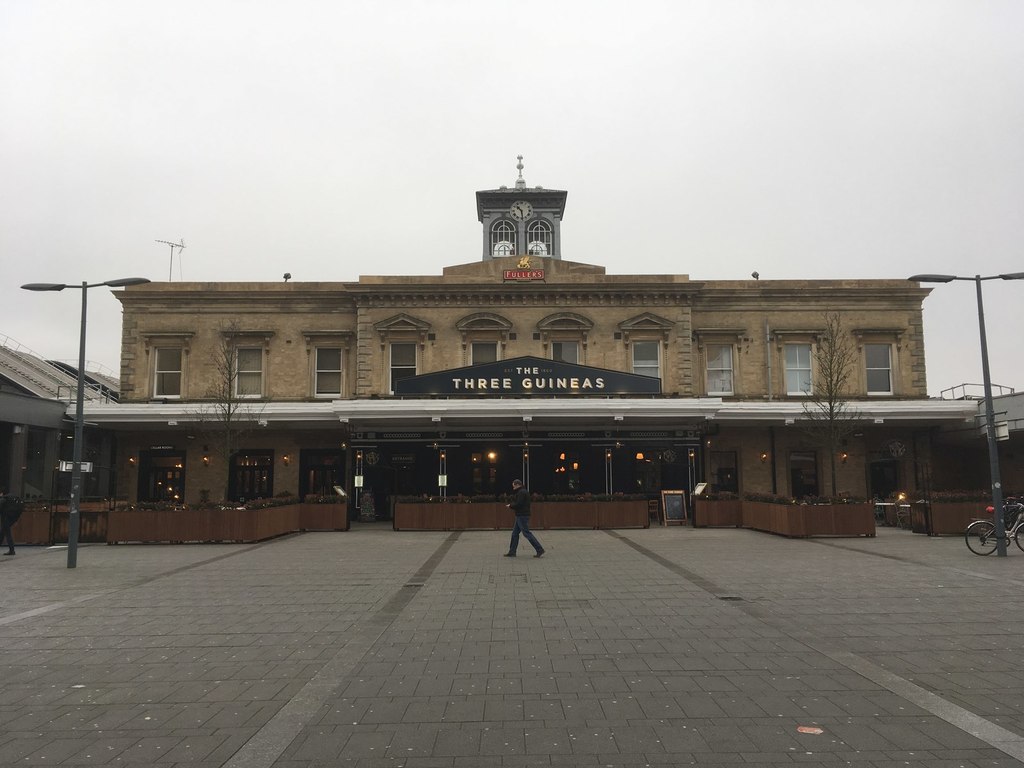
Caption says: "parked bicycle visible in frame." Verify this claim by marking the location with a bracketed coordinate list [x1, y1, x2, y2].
[964, 497, 1024, 555]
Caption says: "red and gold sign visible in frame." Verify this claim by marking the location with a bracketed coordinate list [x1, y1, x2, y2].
[503, 255, 545, 282]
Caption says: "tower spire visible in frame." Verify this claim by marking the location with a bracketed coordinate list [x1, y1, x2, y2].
[515, 155, 526, 189]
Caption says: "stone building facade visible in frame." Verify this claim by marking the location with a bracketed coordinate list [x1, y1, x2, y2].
[83, 170, 976, 512]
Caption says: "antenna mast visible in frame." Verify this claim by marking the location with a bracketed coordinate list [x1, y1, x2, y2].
[155, 238, 186, 280]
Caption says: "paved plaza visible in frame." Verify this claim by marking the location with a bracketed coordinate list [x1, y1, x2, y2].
[1, 524, 1024, 767]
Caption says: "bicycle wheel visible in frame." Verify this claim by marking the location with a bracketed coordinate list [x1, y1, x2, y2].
[965, 520, 998, 555]
[1015, 526, 1024, 553]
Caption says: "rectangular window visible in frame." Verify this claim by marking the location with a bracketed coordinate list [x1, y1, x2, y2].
[709, 450, 738, 493]
[154, 347, 182, 398]
[471, 342, 498, 365]
[632, 341, 660, 378]
[551, 341, 578, 364]
[235, 347, 263, 397]
[706, 344, 733, 395]
[314, 347, 343, 397]
[784, 343, 812, 395]
[390, 342, 417, 392]
[865, 343, 892, 395]
[790, 451, 819, 498]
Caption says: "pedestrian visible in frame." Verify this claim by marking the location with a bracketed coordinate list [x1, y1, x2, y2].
[504, 479, 544, 558]
[0, 487, 20, 556]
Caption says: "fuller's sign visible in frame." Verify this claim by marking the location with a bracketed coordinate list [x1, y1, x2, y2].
[502, 255, 545, 281]
[394, 356, 661, 396]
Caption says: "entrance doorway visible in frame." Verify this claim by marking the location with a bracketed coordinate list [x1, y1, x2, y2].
[138, 449, 186, 503]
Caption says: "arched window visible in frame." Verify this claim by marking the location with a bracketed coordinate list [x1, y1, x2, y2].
[527, 220, 552, 256]
[491, 220, 516, 257]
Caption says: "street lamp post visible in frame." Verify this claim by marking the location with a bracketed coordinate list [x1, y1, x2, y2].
[21, 277, 151, 568]
[909, 272, 1024, 557]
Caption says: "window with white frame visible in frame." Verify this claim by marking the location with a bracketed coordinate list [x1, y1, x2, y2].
[865, 343, 893, 395]
[784, 343, 812, 395]
[490, 220, 516, 257]
[153, 347, 182, 398]
[527, 220, 552, 255]
[390, 342, 417, 392]
[706, 344, 733, 395]
[314, 347, 343, 397]
[471, 341, 498, 365]
[551, 341, 579, 364]
[632, 341, 660, 378]
[235, 347, 263, 398]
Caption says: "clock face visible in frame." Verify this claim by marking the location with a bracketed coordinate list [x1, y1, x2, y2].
[509, 200, 533, 220]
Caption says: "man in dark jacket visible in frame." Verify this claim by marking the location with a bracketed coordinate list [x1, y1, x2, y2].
[0, 488, 18, 556]
[504, 479, 544, 558]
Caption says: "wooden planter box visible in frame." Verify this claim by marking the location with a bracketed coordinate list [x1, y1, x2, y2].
[11, 506, 54, 545]
[298, 503, 350, 531]
[694, 499, 743, 528]
[927, 501, 989, 535]
[51, 509, 109, 543]
[107, 504, 302, 543]
[742, 501, 875, 537]
[393, 500, 650, 531]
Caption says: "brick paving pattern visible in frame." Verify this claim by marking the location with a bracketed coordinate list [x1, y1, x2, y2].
[1, 525, 1023, 766]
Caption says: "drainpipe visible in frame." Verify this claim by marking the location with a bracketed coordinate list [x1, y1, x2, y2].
[765, 317, 773, 400]
[769, 426, 778, 495]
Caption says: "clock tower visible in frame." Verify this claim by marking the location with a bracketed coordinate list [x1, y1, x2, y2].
[476, 156, 567, 261]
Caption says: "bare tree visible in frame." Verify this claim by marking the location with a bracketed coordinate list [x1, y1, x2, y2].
[800, 312, 863, 497]
[190, 323, 265, 502]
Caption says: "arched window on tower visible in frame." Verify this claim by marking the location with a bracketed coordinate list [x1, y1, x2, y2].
[527, 219, 552, 256]
[491, 220, 516, 257]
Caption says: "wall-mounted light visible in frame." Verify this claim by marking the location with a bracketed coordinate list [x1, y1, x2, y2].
[487, 451, 497, 461]
[202, 455, 210, 466]
[128, 456, 136, 465]
[635, 452, 645, 460]
[759, 452, 769, 463]
[840, 452, 849, 464]
[282, 454, 290, 466]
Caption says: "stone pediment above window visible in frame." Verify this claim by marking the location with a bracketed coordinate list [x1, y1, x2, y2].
[852, 327, 905, 349]
[537, 312, 594, 333]
[220, 329, 275, 349]
[140, 331, 194, 353]
[455, 313, 514, 348]
[537, 312, 594, 349]
[455, 312, 513, 333]
[618, 313, 674, 344]
[301, 330, 354, 354]
[692, 328, 748, 350]
[374, 313, 432, 347]
[771, 329, 823, 349]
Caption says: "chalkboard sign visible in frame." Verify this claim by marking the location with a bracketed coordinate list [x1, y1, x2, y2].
[661, 490, 687, 524]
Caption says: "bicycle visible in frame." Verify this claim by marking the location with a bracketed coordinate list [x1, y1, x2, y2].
[964, 498, 1024, 555]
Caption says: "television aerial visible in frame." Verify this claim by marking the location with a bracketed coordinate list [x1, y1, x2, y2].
[156, 238, 186, 280]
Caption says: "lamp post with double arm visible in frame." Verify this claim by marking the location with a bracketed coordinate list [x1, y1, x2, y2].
[909, 272, 1024, 557]
[21, 277, 151, 568]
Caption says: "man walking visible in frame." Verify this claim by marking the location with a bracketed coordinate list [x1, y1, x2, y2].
[0, 487, 19, 556]
[504, 479, 544, 558]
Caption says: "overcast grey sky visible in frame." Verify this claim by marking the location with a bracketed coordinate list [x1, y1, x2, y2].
[2, 0, 1022, 396]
